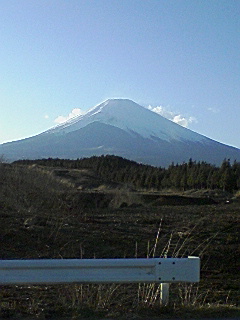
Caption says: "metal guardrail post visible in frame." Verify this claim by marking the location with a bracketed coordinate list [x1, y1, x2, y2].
[160, 283, 170, 305]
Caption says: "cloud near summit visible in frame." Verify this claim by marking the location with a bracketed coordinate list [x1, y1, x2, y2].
[54, 108, 85, 124]
[147, 105, 197, 128]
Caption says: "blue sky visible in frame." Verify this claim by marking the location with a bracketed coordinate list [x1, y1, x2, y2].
[0, 0, 239, 148]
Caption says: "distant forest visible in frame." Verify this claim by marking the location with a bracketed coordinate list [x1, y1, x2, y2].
[15, 155, 240, 192]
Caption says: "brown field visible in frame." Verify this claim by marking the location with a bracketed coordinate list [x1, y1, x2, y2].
[0, 163, 239, 319]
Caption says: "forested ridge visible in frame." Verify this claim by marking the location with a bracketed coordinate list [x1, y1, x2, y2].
[15, 155, 240, 192]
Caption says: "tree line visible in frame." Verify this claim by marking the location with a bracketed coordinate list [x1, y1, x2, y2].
[15, 155, 240, 192]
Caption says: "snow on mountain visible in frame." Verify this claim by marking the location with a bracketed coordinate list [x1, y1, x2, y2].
[1, 98, 240, 166]
[47, 99, 206, 143]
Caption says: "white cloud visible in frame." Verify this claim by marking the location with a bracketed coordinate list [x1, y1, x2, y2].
[148, 105, 174, 119]
[44, 115, 49, 119]
[147, 105, 197, 128]
[54, 108, 85, 124]
[172, 115, 188, 127]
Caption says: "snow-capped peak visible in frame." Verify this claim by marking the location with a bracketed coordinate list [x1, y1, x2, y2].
[46, 98, 206, 143]
[1, 98, 240, 166]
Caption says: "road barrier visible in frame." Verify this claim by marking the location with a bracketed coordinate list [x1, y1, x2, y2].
[0, 256, 200, 305]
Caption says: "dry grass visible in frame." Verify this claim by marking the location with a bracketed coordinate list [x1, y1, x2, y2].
[235, 190, 240, 198]
[0, 163, 239, 319]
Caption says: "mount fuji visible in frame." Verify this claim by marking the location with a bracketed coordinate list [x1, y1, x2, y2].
[1, 99, 240, 166]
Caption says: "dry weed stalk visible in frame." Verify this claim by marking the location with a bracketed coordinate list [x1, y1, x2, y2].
[137, 220, 220, 308]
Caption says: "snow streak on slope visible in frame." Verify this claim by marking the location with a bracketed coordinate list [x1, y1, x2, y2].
[46, 99, 207, 143]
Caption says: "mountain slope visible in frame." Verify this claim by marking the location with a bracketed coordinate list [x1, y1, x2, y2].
[1, 99, 240, 166]
[46, 99, 206, 143]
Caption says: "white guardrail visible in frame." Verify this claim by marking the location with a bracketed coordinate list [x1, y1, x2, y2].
[0, 256, 200, 305]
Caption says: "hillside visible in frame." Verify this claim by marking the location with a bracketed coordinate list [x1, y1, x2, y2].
[0, 160, 239, 319]
[16, 155, 240, 193]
